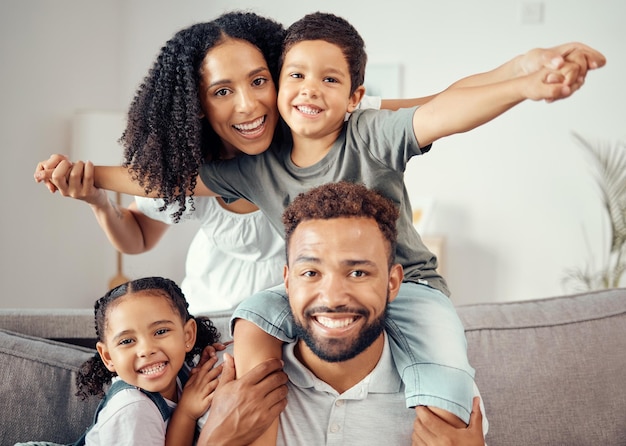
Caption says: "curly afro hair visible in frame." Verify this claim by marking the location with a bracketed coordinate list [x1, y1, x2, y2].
[282, 181, 399, 265]
[121, 11, 285, 221]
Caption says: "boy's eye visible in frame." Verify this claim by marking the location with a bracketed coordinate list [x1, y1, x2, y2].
[323, 77, 338, 83]
[289, 73, 303, 79]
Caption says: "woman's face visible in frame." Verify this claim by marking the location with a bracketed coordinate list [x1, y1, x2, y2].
[199, 38, 279, 158]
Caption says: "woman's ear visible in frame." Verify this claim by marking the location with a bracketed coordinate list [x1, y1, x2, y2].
[96, 341, 116, 372]
[184, 319, 197, 352]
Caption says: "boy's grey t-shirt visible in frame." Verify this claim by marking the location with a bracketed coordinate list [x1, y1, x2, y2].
[199, 107, 448, 295]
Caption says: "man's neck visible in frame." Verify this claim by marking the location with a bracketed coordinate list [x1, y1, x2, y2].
[295, 334, 385, 394]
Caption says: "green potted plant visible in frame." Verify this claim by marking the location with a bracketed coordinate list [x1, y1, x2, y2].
[564, 132, 626, 290]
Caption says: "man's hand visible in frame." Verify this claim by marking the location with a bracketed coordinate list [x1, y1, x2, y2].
[412, 397, 485, 446]
[197, 354, 288, 446]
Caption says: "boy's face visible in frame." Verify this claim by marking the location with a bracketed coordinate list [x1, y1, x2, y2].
[199, 38, 279, 159]
[278, 40, 364, 142]
[96, 292, 196, 401]
[284, 217, 402, 364]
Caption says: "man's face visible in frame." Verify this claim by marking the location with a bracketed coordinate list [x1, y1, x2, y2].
[284, 217, 402, 362]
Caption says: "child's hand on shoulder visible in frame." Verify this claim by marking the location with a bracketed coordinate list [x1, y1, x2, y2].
[178, 353, 222, 421]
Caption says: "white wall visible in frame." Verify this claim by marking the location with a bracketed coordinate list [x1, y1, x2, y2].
[2, 0, 624, 309]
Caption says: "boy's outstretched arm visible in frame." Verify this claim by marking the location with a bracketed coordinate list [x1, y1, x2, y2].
[412, 62, 592, 147]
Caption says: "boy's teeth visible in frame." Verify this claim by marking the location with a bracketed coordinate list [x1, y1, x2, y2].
[297, 105, 320, 115]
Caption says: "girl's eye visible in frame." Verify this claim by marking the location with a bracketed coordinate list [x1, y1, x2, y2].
[155, 328, 169, 336]
[290, 73, 303, 79]
[118, 338, 133, 346]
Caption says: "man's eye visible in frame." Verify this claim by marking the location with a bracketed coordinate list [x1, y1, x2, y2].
[303, 270, 317, 277]
[350, 270, 366, 278]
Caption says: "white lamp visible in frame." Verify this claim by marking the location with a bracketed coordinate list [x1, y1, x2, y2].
[71, 110, 129, 289]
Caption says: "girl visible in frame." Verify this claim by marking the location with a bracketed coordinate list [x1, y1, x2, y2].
[75, 276, 219, 445]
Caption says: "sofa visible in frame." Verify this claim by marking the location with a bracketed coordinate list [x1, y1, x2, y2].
[1, 288, 625, 445]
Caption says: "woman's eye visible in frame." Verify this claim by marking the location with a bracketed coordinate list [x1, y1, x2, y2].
[215, 88, 230, 97]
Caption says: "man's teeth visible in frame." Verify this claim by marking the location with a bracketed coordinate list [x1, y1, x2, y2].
[234, 116, 265, 132]
[139, 362, 166, 375]
[296, 105, 320, 115]
[316, 316, 355, 328]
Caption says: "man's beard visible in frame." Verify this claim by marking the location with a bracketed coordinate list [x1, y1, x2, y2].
[292, 302, 388, 363]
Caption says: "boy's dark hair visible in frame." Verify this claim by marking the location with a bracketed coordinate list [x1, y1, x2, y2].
[280, 12, 367, 95]
[122, 12, 285, 222]
[282, 182, 399, 265]
[75, 276, 220, 400]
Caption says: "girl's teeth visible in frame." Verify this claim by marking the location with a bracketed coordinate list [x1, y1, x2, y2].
[140, 362, 166, 375]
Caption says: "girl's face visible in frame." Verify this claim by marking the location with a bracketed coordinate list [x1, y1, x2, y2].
[96, 291, 196, 402]
[199, 38, 279, 159]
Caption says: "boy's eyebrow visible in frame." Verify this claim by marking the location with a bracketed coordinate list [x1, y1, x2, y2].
[206, 66, 270, 90]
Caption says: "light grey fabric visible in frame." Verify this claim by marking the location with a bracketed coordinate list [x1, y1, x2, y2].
[459, 288, 626, 446]
[0, 329, 98, 445]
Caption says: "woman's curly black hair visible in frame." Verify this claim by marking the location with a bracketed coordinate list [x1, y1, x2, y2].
[75, 276, 220, 400]
[120, 11, 285, 222]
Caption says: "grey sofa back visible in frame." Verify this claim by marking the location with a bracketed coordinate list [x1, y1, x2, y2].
[460, 288, 626, 445]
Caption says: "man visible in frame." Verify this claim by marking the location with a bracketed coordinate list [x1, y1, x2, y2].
[277, 181, 486, 445]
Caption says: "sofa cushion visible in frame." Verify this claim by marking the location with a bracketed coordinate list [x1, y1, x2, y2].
[0, 329, 99, 445]
[458, 288, 626, 446]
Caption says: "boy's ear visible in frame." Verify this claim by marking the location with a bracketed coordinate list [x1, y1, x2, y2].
[184, 318, 197, 352]
[96, 341, 116, 372]
[347, 85, 366, 113]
